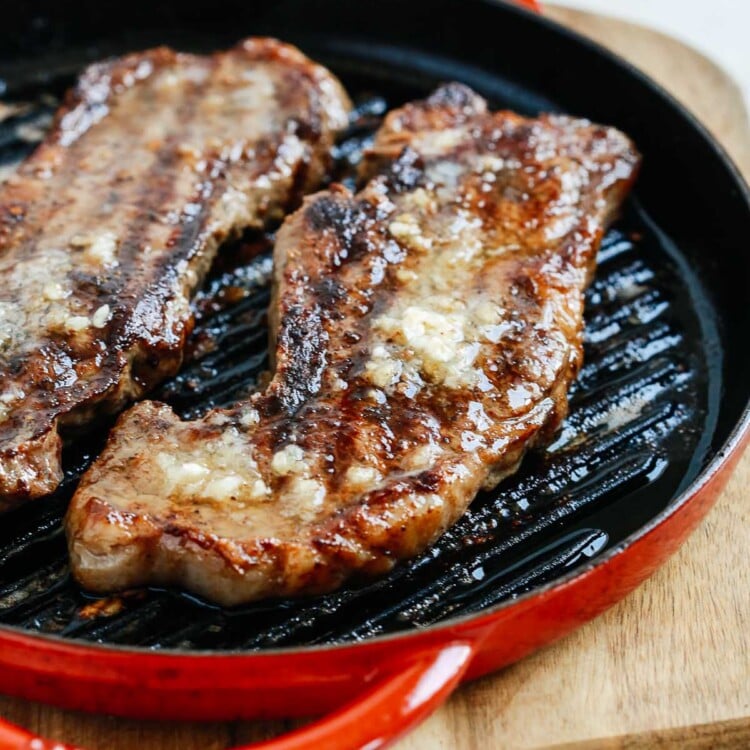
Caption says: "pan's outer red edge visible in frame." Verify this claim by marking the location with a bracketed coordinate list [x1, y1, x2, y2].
[0, 423, 745, 724]
[0, 0, 747, 735]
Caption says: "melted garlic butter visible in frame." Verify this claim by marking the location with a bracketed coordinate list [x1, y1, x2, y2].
[157, 428, 269, 502]
[361, 149, 531, 395]
[0, 228, 122, 356]
[366, 289, 505, 394]
[270, 443, 327, 521]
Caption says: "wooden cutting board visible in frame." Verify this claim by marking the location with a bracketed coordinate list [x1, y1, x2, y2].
[1, 6, 748, 749]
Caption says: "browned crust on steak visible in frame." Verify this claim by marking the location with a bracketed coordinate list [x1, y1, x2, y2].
[0, 38, 351, 508]
[66, 84, 639, 605]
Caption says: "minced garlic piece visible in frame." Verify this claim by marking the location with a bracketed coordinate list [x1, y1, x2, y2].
[282, 477, 326, 520]
[271, 444, 307, 475]
[0, 389, 21, 421]
[365, 345, 403, 388]
[473, 155, 506, 173]
[180, 462, 210, 480]
[65, 315, 90, 332]
[408, 187, 435, 211]
[394, 306, 464, 363]
[69, 233, 93, 248]
[388, 214, 432, 251]
[239, 407, 260, 427]
[395, 268, 418, 284]
[473, 300, 501, 326]
[87, 232, 118, 265]
[42, 283, 66, 301]
[403, 443, 442, 472]
[417, 128, 464, 153]
[345, 464, 382, 488]
[204, 475, 242, 499]
[388, 216, 421, 238]
[70, 232, 118, 265]
[91, 304, 111, 328]
[249, 479, 271, 499]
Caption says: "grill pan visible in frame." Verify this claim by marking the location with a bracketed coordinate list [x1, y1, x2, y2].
[0, 1, 748, 748]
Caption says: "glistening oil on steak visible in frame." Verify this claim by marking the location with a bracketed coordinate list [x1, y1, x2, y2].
[0, 82, 715, 649]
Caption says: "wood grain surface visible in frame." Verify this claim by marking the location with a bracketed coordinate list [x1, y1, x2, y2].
[0, 5, 748, 749]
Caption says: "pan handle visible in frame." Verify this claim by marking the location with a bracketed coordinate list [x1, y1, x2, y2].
[0, 641, 474, 750]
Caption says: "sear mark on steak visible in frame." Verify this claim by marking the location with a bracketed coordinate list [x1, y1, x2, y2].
[0, 38, 351, 509]
[65, 84, 639, 606]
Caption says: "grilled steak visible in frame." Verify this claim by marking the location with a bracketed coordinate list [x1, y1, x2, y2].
[66, 84, 639, 605]
[0, 39, 351, 509]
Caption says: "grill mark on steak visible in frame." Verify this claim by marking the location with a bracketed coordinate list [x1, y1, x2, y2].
[0, 38, 351, 509]
[66, 84, 640, 606]
[270, 300, 329, 416]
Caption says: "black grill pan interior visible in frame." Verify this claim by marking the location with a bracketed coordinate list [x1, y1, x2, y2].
[0, 10, 733, 651]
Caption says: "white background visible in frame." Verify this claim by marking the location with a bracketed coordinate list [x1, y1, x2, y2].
[550, 0, 750, 107]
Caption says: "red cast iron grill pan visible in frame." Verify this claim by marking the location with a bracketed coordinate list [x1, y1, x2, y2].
[0, 0, 748, 747]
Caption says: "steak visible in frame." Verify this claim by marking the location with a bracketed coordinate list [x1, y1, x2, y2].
[0, 38, 351, 508]
[66, 84, 639, 605]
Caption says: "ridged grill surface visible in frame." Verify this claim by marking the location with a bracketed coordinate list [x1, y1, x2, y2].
[0, 79, 714, 651]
